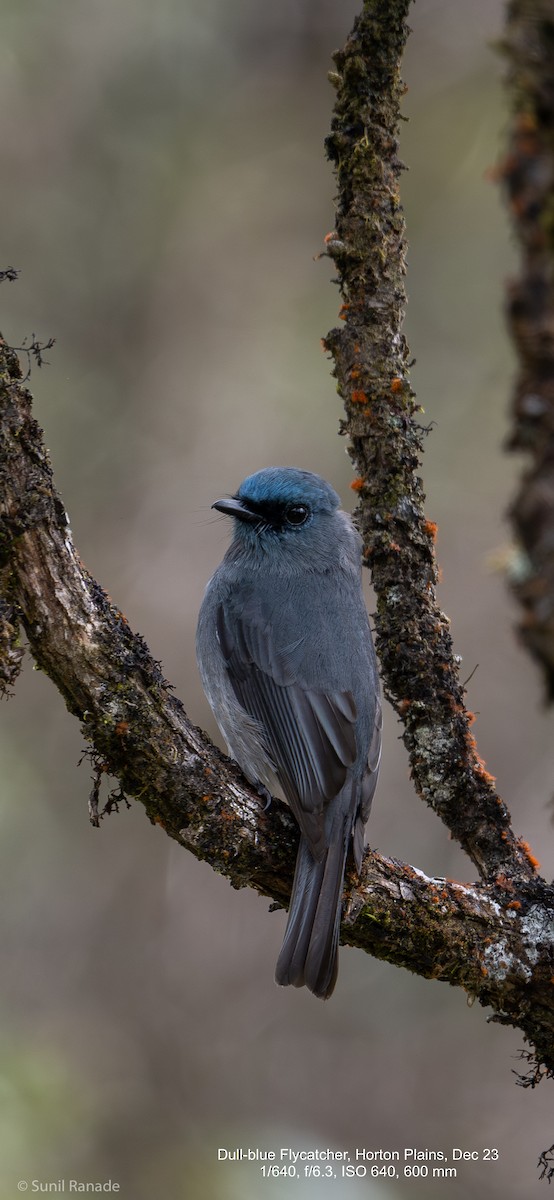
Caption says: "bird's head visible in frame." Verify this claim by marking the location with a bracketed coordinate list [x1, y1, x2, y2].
[213, 467, 360, 570]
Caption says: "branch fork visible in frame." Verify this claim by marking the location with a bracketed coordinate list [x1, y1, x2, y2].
[1, 0, 553, 1075]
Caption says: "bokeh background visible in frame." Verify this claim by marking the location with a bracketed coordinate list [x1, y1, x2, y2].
[1, 1, 553, 1197]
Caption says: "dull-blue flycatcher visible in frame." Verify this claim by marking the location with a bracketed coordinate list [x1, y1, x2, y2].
[196, 467, 381, 998]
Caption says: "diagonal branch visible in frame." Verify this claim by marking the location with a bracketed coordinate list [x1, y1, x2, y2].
[1, 322, 553, 1068]
[322, 0, 537, 883]
[1, 0, 553, 1071]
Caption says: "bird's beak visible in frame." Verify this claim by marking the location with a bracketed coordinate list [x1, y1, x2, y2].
[212, 497, 260, 524]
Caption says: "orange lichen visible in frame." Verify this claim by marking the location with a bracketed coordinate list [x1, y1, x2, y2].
[518, 839, 541, 870]
[466, 728, 480, 753]
[351, 389, 367, 404]
[390, 377, 403, 392]
[323, 231, 336, 244]
[506, 900, 521, 910]
[510, 195, 527, 218]
[424, 520, 438, 541]
[350, 478, 365, 492]
[115, 721, 129, 737]
[484, 162, 502, 184]
[517, 131, 539, 156]
[397, 699, 411, 714]
[476, 765, 497, 787]
[466, 731, 497, 784]
[339, 304, 350, 319]
[515, 110, 537, 133]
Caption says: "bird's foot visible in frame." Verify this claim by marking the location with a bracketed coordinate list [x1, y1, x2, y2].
[256, 782, 273, 811]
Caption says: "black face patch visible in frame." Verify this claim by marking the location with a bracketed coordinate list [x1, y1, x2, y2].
[236, 494, 311, 531]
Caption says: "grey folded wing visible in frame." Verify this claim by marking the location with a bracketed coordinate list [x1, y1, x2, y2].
[216, 600, 359, 861]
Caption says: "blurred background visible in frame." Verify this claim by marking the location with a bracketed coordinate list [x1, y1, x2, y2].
[1, 0, 553, 1197]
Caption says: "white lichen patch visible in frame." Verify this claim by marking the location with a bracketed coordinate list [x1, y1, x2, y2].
[385, 587, 403, 607]
[414, 722, 453, 764]
[481, 903, 554, 984]
[412, 724, 458, 804]
[483, 938, 533, 983]
[226, 783, 261, 836]
[519, 904, 554, 965]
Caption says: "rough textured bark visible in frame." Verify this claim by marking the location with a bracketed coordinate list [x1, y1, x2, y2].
[1, 337, 553, 1069]
[1, 0, 553, 1075]
[323, 0, 536, 883]
[500, 0, 554, 699]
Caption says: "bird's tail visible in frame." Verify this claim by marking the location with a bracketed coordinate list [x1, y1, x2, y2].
[274, 811, 350, 1000]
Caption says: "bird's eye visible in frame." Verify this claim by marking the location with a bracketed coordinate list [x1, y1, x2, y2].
[285, 504, 310, 526]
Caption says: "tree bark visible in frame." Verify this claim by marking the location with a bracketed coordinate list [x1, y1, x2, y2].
[1, 0, 553, 1076]
[500, 0, 554, 699]
[323, 0, 537, 884]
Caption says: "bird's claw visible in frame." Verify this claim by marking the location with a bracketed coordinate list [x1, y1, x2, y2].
[256, 783, 273, 811]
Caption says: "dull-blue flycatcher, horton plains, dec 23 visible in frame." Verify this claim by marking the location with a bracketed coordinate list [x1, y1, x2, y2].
[196, 467, 382, 999]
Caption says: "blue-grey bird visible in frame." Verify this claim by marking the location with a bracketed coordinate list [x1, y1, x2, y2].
[196, 467, 381, 999]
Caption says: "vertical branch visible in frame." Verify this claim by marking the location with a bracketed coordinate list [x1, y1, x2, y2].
[323, 0, 536, 881]
[0, 568, 24, 696]
[499, 0, 554, 700]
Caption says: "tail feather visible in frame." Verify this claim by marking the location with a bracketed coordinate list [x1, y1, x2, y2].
[275, 817, 349, 1000]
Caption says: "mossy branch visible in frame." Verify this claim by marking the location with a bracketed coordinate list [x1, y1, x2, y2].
[1, 317, 553, 1070]
[323, 0, 536, 883]
[1, 0, 553, 1074]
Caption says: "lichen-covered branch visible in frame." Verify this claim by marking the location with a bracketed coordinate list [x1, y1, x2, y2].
[498, 0, 554, 701]
[1, 0, 553, 1072]
[0, 337, 264, 857]
[1, 332, 553, 1068]
[0, 565, 24, 695]
[346, 858, 554, 1075]
[323, 0, 536, 884]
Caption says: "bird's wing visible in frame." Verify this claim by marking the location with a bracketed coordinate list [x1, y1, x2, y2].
[215, 597, 358, 859]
